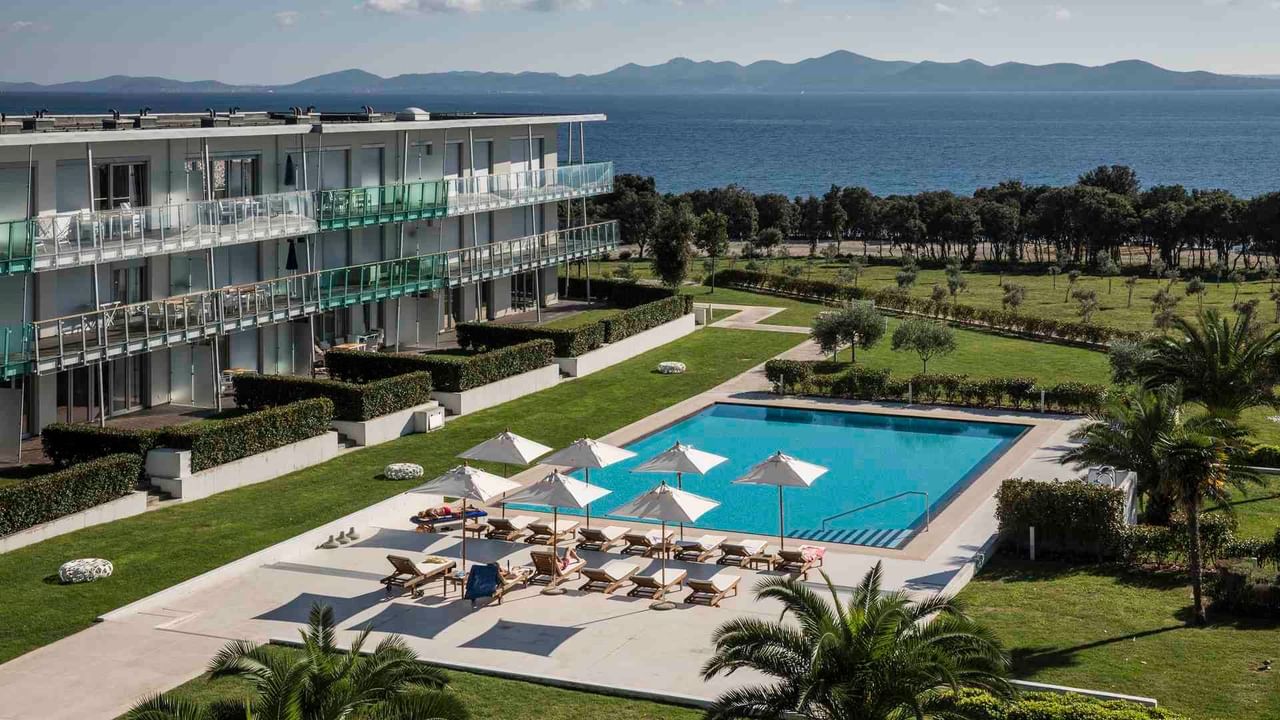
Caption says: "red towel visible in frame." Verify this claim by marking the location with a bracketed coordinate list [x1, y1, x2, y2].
[800, 545, 826, 562]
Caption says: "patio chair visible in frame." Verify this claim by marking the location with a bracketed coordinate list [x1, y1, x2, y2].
[526, 519, 580, 546]
[576, 525, 631, 552]
[774, 545, 826, 580]
[718, 539, 771, 567]
[626, 568, 688, 600]
[380, 555, 456, 598]
[527, 550, 586, 588]
[673, 534, 728, 563]
[620, 529, 677, 558]
[684, 573, 742, 607]
[465, 563, 532, 608]
[486, 515, 537, 541]
[579, 560, 641, 594]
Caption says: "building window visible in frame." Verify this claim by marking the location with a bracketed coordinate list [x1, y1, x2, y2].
[94, 162, 147, 210]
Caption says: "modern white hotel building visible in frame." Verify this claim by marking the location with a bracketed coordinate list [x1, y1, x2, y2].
[0, 107, 616, 443]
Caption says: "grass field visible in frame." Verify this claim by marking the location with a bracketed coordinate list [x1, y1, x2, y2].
[150, 664, 700, 720]
[1209, 473, 1280, 540]
[0, 328, 803, 665]
[961, 557, 1280, 720]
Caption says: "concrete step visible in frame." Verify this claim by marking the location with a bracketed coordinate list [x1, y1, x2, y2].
[144, 487, 178, 511]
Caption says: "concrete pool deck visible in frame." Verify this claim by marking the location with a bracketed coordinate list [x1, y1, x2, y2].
[0, 336, 1083, 720]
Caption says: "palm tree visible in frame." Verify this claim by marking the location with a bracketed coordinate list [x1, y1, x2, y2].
[1060, 386, 1182, 524]
[701, 563, 1011, 720]
[124, 603, 468, 720]
[1154, 417, 1260, 626]
[1138, 309, 1280, 419]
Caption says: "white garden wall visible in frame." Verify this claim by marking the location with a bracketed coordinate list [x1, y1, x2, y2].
[147, 432, 343, 502]
[0, 491, 148, 554]
[431, 364, 561, 416]
[555, 314, 696, 378]
[330, 401, 446, 447]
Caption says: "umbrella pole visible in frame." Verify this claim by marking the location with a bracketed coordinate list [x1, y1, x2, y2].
[676, 472, 684, 541]
[585, 467, 592, 529]
[501, 464, 508, 517]
[651, 519, 675, 611]
[542, 507, 567, 596]
[778, 486, 785, 551]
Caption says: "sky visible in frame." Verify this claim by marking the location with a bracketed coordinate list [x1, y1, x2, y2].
[2, 0, 1279, 84]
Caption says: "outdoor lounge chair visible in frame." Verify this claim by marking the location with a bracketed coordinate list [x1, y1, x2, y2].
[717, 539, 771, 567]
[579, 560, 641, 594]
[620, 529, 676, 557]
[412, 506, 487, 533]
[576, 525, 631, 552]
[626, 568, 688, 600]
[684, 573, 742, 607]
[526, 519, 581, 545]
[465, 563, 532, 608]
[486, 515, 537, 541]
[774, 545, 826, 579]
[527, 550, 587, 588]
[673, 534, 728, 563]
[380, 555, 457, 598]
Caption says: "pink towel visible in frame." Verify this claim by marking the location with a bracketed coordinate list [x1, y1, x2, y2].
[800, 545, 826, 562]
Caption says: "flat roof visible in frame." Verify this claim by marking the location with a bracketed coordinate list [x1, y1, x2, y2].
[0, 109, 607, 147]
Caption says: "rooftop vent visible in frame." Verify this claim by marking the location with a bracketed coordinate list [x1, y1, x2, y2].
[396, 107, 431, 122]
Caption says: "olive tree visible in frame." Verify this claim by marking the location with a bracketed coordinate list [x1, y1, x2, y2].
[809, 302, 887, 364]
[892, 318, 957, 373]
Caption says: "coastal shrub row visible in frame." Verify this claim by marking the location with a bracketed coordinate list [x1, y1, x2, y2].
[41, 398, 334, 474]
[0, 454, 141, 537]
[603, 295, 692, 343]
[763, 360, 1108, 414]
[415, 340, 556, 392]
[707, 268, 1139, 346]
[232, 372, 432, 422]
[325, 348, 437, 384]
[458, 321, 605, 358]
[936, 688, 1187, 720]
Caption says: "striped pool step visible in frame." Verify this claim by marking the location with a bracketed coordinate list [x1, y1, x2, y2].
[787, 527, 915, 549]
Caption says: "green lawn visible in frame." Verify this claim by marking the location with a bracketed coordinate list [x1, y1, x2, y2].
[151, 666, 700, 720]
[537, 308, 621, 330]
[1208, 473, 1280, 541]
[961, 557, 1280, 720]
[0, 327, 803, 665]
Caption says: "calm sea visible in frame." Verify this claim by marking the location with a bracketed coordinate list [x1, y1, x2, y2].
[3, 91, 1279, 197]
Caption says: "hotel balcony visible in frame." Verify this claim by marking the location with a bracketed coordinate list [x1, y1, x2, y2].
[0, 162, 614, 276]
[7, 220, 617, 377]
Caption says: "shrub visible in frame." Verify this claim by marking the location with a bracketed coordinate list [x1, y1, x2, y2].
[415, 340, 555, 392]
[1206, 558, 1280, 618]
[1245, 444, 1280, 468]
[996, 479, 1127, 561]
[936, 688, 1188, 720]
[42, 424, 159, 469]
[233, 372, 432, 422]
[764, 359, 814, 394]
[457, 321, 605, 358]
[559, 276, 676, 307]
[0, 454, 140, 536]
[1117, 512, 1238, 566]
[325, 349, 438, 384]
[154, 398, 333, 473]
[603, 295, 690, 343]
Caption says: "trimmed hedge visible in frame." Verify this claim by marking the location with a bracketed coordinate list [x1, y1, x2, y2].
[559, 276, 677, 308]
[996, 479, 1128, 561]
[707, 268, 1139, 346]
[416, 340, 556, 392]
[603, 295, 691, 343]
[1245, 444, 1280, 468]
[937, 688, 1188, 720]
[232, 372, 432, 422]
[457, 321, 605, 358]
[767, 361, 1108, 415]
[1208, 556, 1280, 618]
[0, 454, 140, 537]
[40, 398, 334, 474]
[325, 349, 438, 384]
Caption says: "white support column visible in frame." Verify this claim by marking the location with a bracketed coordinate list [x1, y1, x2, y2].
[528, 125, 541, 322]
[394, 129, 409, 351]
[202, 138, 223, 411]
[468, 129, 480, 323]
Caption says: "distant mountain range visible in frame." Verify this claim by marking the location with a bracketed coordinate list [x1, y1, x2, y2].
[4, 52, 1280, 95]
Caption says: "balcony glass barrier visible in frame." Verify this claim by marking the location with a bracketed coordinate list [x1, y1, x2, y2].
[446, 162, 614, 216]
[0, 220, 33, 275]
[0, 325, 31, 379]
[25, 221, 618, 374]
[315, 180, 448, 231]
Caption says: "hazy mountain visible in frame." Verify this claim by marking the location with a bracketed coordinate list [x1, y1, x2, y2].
[4, 52, 1279, 95]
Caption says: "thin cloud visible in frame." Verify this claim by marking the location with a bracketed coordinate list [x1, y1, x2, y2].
[359, 0, 596, 12]
[1052, 5, 1071, 20]
[274, 10, 301, 27]
[933, 2, 957, 13]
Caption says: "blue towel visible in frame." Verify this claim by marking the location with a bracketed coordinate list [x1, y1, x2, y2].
[466, 564, 501, 605]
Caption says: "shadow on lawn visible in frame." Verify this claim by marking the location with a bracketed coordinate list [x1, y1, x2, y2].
[978, 555, 1187, 592]
[1009, 623, 1185, 676]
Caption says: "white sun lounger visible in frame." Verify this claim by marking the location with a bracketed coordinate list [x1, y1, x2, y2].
[576, 525, 631, 551]
[674, 534, 728, 562]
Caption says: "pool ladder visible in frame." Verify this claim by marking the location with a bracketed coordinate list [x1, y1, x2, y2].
[820, 491, 930, 533]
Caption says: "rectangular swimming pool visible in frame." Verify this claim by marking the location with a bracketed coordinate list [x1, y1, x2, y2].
[512, 403, 1027, 550]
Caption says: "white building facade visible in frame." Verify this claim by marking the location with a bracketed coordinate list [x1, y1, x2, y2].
[0, 107, 616, 440]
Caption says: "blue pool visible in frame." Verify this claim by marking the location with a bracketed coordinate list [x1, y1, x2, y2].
[512, 404, 1027, 550]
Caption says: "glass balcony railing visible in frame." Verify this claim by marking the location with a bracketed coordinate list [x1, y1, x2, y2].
[0, 325, 31, 379]
[19, 221, 618, 376]
[0, 220, 33, 275]
[446, 162, 614, 216]
[315, 180, 449, 231]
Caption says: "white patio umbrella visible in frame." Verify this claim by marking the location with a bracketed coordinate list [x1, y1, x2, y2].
[502, 471, 612, 596]
[459, 430, 552, 516]
[541, 438, 636, 528]
[733, 451, 828, 551]
[612, 481, 720, 610]
[633, 442, 726, 539]
[408, 464, 520, 572]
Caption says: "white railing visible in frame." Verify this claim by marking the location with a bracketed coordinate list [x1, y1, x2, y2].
[446, 162, 614, 216]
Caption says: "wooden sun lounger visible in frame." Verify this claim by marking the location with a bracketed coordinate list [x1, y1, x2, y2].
[412, 508, 487, 534]
[620, 530, 676, 557]
[685, 573, 741, 607]
[527, 519, 581, 546]
[486, 515, 537, 541]
[718, 539, 771, 567]
[673, 534, 728, 563]
[774, 546, 825, 579]
[627, 568, 688, 600]
[380, 555, 457, 598]
[576, 525, 631, 551]
[527, 550, 587, 588]
[579, 560, 641, 594]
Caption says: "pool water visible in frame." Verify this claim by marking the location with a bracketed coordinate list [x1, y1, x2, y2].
[512, 404, 1026, 549]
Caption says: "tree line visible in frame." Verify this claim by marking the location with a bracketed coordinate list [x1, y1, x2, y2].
[587, 166, 1280, 270]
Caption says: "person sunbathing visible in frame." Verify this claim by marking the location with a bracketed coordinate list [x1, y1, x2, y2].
[558, 547, 582, 572]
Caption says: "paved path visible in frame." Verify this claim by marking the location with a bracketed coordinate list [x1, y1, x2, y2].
[700, 303, 812, 334]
